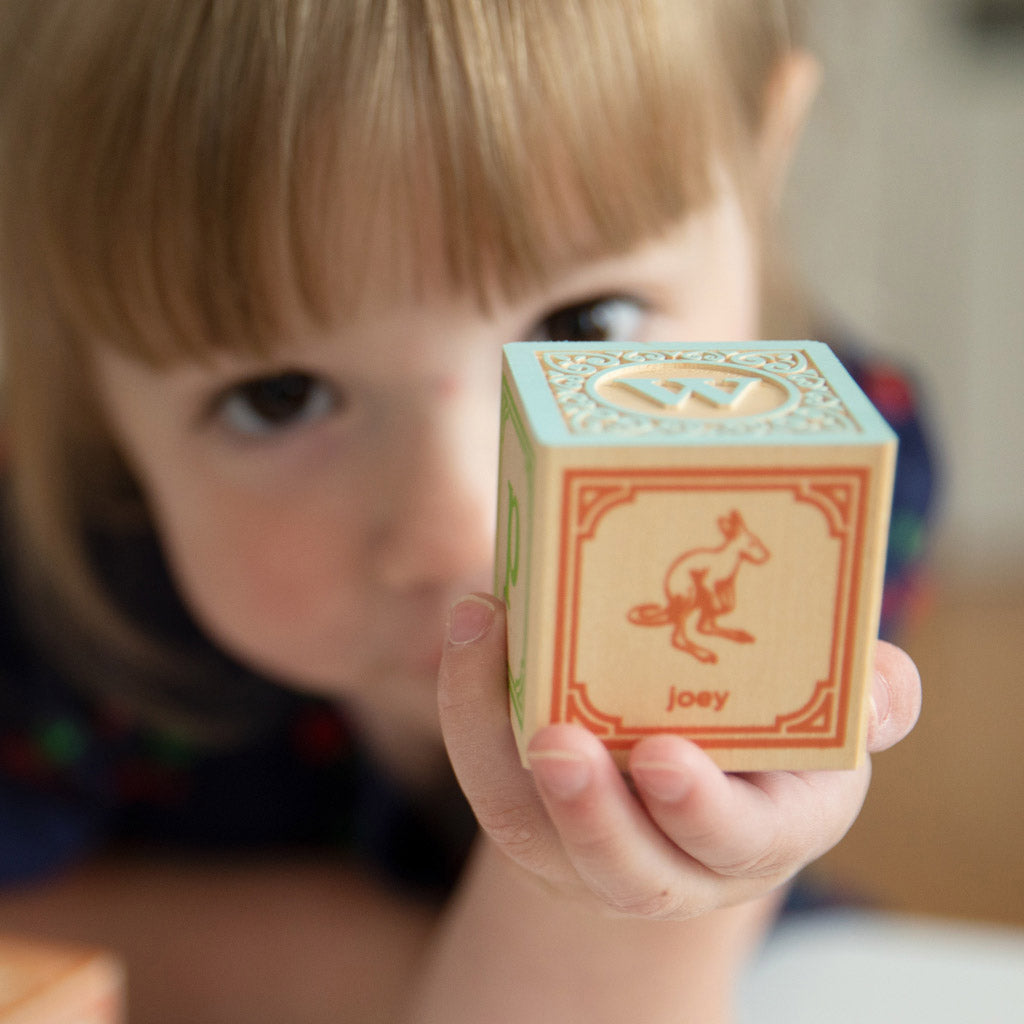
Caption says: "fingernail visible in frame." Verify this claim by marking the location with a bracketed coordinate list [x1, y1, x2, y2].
[631, 761, 691, 803]
[870, 670, 891, 729]
[447, 595, 495, 645]
[528, 749, 591, 800]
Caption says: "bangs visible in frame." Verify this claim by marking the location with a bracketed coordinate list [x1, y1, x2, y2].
[13, 0, 728, 366]
[401, 0, 721, 302]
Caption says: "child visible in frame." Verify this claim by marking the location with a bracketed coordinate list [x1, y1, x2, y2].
[0, 2, 926, 1021]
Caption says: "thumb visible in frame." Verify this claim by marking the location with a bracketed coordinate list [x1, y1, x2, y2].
[438, 594, 553, 857]
[437, 594, 507, 749]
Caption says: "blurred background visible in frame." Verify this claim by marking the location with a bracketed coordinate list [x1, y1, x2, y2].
[783, 0, 1024, 930]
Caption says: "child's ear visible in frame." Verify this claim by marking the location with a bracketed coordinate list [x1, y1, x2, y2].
[757, 51, 822, 207]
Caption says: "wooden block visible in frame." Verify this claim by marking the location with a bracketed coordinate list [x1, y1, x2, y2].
[0, 935, 124, 1024]
[495, 342, 896, 771]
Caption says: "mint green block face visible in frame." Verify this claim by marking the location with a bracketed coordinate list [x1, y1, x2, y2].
[494, 342, 897, 772]
[501, 341, 896, 448]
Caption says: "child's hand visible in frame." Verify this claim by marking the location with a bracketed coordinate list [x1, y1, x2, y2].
[438, 594, 921, 919]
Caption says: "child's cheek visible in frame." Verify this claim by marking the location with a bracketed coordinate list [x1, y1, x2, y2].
[160, 495, 365, 675]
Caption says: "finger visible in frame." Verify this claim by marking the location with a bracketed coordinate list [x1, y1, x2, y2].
[867, 640, 922, 752]
[528, 725, 729, 917]
[629, 735, 871, 880]
[437, 595, 559, 869]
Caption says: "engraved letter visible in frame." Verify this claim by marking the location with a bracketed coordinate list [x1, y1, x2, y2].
[620, 376, 759, 412]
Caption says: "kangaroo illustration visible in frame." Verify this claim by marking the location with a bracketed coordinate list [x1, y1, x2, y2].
[628, 509, 770, 664]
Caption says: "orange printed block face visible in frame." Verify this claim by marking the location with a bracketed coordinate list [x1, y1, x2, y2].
[495, 343, 897, 771]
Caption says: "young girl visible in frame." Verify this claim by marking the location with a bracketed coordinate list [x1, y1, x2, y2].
[0, 2, 927, 1021]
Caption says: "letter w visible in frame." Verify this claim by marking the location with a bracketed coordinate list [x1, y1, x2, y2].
[620, 376, 758, 411]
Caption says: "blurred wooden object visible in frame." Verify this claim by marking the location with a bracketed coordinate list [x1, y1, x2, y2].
[810, 576, 1024, 927]
[0, 935, 123, 1024]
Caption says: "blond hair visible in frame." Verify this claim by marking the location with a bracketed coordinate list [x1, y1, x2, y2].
[0, 0, 804, 732]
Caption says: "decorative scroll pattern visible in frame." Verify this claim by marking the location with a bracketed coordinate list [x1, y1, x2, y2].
[539, 348, 858, 439]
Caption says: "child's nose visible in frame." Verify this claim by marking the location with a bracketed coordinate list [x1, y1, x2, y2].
[374, 405, 497, 592]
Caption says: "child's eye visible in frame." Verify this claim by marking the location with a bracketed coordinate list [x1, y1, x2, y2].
[529, 295, 648, 343]
[213, 371, 340, 438]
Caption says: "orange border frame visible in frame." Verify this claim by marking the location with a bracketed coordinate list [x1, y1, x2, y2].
[550, 466, 871, 752]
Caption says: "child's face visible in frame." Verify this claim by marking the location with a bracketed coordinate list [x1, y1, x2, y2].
[91, 179, 759, 758]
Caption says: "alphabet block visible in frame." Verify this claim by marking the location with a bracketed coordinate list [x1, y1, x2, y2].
[0, 935, 124, 1023]
[494, 342, 896, 771]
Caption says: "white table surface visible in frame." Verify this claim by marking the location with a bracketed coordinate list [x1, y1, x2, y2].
[737, 910, 1024, 1023]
